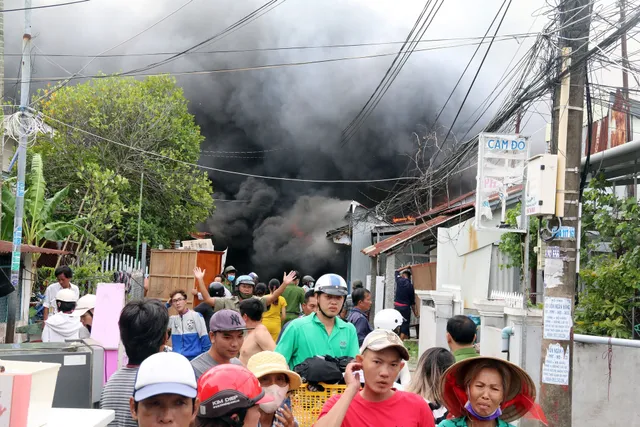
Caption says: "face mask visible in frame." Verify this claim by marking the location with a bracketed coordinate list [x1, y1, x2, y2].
[259, 384, 289, 413]
[464, 400, 502, 421]
[239, 292, 253, 300]
[227, 275, 235, 282]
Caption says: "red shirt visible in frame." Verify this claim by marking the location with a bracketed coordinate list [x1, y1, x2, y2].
[318, 390, 435, 427]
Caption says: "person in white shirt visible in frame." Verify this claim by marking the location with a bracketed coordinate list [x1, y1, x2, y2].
[43, 266, 79, 320]
[42, 288, 83, 342]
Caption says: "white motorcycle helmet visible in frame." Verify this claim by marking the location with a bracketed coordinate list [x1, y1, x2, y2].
[314, 274, 348, 296]
[374, 308, 405, 333]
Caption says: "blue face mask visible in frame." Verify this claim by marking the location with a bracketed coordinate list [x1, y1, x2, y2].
[464, 400, 502, 421]
[227, 275, 235, 282]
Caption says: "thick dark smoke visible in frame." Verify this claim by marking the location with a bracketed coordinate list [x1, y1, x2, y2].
[2, 0, 546, 279]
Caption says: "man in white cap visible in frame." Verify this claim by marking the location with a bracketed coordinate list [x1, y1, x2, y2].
[316, 329, 434, 427]
[72, 294, 96, 339]
[129, 352, 199, 427]
[42, 288, 83, 343]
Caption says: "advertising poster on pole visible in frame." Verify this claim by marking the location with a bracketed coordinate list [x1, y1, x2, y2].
[475, 133, 530, 232]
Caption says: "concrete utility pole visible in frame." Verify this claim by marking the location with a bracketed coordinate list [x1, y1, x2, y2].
[540, 0, 592, 425]
[5, 0, 32, 344]
[1, 0, 5, 238]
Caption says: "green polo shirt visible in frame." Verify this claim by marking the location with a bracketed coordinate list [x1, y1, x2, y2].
[275, 313, 359, 369]
[453, 347, 479, 362]
[281, 284, 305, 324]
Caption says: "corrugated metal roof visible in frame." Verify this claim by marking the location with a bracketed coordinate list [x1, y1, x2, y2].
[0, 241, 70, 255]
[362, 215, 451, 257]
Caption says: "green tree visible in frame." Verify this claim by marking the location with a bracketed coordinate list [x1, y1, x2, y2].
[1, 154, 89, 291]
[498, 203, 539, 271]
[1, 154, 82, 244]
[574, 173, 640, 338]
[34, 75, 214, 251]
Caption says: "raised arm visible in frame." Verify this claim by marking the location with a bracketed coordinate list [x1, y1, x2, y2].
[193, 267, 217, 307]
[264, 271, 296, 306]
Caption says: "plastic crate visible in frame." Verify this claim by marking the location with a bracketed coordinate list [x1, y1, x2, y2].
[290, 383, 347, 427]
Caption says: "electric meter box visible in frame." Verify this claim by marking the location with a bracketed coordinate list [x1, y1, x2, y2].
[525, 154, 558, 216]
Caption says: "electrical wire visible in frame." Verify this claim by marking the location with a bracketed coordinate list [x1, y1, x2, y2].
[430, 0, 513, 167]
[29, 0, 198, 106]
[580, 61, 594, 201]
[0, 0, 89, 13]
[10, 38, 526, 84]
[5, 32, 542, 58]
[429, 0, 512, 138]
[117, 0, 289, 77]
[340, 0, 446, 146]
[35, 110, 419, 184]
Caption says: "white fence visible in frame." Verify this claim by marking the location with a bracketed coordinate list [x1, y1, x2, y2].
[490, 290, 524, 309]
[101, 253, 148, 275]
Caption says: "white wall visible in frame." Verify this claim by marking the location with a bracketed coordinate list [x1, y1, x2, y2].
[573, 342, 640, 426]
[436, 219, 512, 309]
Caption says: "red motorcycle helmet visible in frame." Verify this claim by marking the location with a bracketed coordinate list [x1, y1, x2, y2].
[197, 364, 273, 422]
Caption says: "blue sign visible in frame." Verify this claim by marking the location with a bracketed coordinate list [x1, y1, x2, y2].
[16, 181, 25, 197]
[553, 226, 576, 240]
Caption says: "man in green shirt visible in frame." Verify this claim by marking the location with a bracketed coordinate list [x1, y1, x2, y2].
[281, 270, 305, 325]
[276, 273, 359, 369]
[194, 268, 295, 313]
[446, 315, 480, 362]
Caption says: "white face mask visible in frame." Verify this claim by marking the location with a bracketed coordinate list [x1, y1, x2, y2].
[259, 384, 289, 413]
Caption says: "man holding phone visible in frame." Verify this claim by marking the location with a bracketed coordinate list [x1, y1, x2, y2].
[315, 330, 434, 427]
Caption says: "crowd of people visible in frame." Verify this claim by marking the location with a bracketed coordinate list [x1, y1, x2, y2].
[38, 264, 540, 427]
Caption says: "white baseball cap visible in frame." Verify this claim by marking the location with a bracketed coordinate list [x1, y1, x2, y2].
[360, 329, 410, 361]
[56, 288, 78, 303]
[133, 352, 197, 402]
[72, 294, 97, 317]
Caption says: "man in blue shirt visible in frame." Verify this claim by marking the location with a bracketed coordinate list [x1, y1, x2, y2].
[347, 287, 373, 346]
[394, 267, 417, 340]
[168, 290, 210, 360]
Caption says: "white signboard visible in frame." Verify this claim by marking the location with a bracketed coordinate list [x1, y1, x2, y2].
[543, 297, 573, 340]
[542, 343, 570, 386]
[182, 239, 214, 251]
[475, 133, 530, 232]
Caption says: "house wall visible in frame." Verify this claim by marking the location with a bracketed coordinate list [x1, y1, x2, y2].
[436, 218, 516, 309]
[349, 217, 377, 285]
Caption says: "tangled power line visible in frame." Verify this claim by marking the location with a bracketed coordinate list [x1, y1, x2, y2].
[373, 0, 640, 223]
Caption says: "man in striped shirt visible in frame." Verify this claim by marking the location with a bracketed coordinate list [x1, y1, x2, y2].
[100, 299, 170, 427]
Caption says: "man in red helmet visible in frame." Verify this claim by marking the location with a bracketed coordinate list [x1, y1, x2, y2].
[196, 364, 274, 427]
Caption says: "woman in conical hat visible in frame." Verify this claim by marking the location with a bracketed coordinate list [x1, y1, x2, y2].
[438, 356, 545, 427]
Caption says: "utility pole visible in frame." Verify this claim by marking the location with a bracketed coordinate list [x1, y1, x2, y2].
[540, 1, 592, 426]
[5, 0, 32, 344]
[1, 0, 5, 239]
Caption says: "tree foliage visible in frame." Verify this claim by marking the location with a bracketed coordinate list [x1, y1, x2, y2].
[575, 174, 640, 338]
[1, 153, 85, 245]
[498, 203, 539, 271]
[34, 75, 214, 250]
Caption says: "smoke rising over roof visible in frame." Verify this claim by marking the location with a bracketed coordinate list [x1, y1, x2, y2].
[3, 0, 546, 279]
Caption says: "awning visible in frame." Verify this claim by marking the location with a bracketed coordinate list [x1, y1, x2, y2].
[0, 241, 71, 255]
[362, 215, 453, 257]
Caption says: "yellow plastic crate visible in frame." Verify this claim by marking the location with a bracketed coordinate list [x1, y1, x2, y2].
[290, 383, 347, 427]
